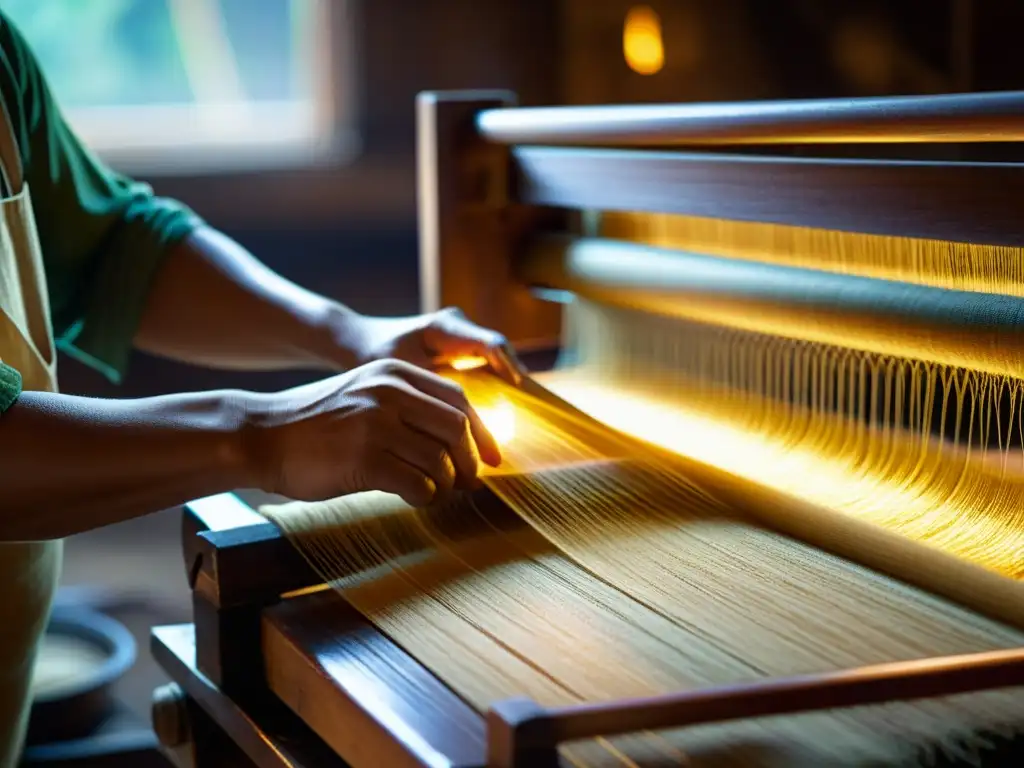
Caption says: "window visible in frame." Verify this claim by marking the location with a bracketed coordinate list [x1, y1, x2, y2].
[0, 0, 355, 174]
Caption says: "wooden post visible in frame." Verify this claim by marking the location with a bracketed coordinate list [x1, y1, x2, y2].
[152, 684, 258, 767]
[416, 90, 562, 353]
[181, 496, 322, 697]
[486, 698, 559, 768]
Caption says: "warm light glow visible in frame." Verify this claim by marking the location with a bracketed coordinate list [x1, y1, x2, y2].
[478, 399, 517, 446]
[451, 363, 1021, 578]
[624, 6, 664, 76]
[539, 375, 1022, 578]
[451, 356, 488, 371]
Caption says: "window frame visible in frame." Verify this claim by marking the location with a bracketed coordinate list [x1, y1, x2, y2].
[55, 0, 359, 177]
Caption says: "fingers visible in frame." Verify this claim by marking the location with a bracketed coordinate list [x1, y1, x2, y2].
[385, 427, 458, 497]
[488, 343, 526, 387]
[394, 386, 485, 482]
[389, 363, 502, 467]
[425, 308, 526, 386]
[368, 453, 437, 508]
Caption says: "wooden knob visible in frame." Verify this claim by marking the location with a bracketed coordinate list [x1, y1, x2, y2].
[152, 683, 191, 748]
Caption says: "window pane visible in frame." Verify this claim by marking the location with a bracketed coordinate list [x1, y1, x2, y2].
[0, 0, 343, 171]
[0, 0, 314, 108]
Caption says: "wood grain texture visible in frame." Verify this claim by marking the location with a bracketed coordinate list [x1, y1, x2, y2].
[487, 647, 1024, 762]
[417, 90, 563, 350]
[512, 146, 1024, 247]
[183, 496, 319, 609]
[478, 91, 1024, 147]
[262, 590, 488, 768]
[151, 625, 348, 768]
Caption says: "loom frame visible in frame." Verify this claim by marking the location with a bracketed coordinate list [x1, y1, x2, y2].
[418, 89, 1024, 766]
[163, 492, 495, 768]
[154, 89, 1024, 767]
[421, 90, 1024, 347]
[159, 493, 1024, 768]
[165, 489, 1024, 768]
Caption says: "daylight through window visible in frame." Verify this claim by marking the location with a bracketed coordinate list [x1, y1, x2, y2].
[0, 0, 350, 172]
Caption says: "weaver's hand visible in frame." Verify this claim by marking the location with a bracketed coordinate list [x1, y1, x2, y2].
[348, 307, 525, 385]
[246, 359, 501, 505]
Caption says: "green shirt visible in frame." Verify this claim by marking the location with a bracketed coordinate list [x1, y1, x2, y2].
[0, 11, 202, 410]
[0, 12, 202, 765]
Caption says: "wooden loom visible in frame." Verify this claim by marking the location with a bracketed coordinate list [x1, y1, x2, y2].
[149, 90, 1024, 768]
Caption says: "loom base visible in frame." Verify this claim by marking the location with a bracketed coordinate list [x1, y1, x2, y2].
[150, 624, 350, 768]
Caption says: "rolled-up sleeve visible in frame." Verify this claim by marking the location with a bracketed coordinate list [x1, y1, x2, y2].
[0, 361, 20, 415]
[0, 15, 203, 383]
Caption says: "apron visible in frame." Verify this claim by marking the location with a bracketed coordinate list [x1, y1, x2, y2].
[0, 95, 63, 767]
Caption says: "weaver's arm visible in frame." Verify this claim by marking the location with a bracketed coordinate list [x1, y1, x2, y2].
[0, 12, 506, 541]
[133, 226, 355, 372]
[134, 226, 524, 383]
[0, 356, 500, 541]
[0, 388, 250, 540]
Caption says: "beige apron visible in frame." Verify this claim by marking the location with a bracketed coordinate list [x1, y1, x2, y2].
[0, 97, 63, 767]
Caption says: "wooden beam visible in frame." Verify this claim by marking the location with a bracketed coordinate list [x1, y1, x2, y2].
[486, 647, 1024, 766]
[151, 625, 348, 768]
[263, 591, 488, 768]
[417, 90, 562, 351]
[182, 495, 320, 696]
[477, 91, 1024, 147]
[512, 146, 1024, 247]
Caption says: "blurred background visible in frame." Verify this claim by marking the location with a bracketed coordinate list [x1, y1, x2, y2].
[6, 0, 1023, 751]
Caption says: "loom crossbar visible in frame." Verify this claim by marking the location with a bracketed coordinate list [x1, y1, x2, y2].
[487, 648, 1024, 768]
[518, 235, 1024, 376]
[477, 90, 1024, 147]
[512, 146, 1024, 247]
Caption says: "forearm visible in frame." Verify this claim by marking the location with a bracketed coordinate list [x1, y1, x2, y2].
[135, 226, 362, 371]
[0, 390, 254, 541]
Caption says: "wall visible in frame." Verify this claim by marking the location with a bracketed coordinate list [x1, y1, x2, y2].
[562, 0, 780, 105]
[561, 0, 1024, 105]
